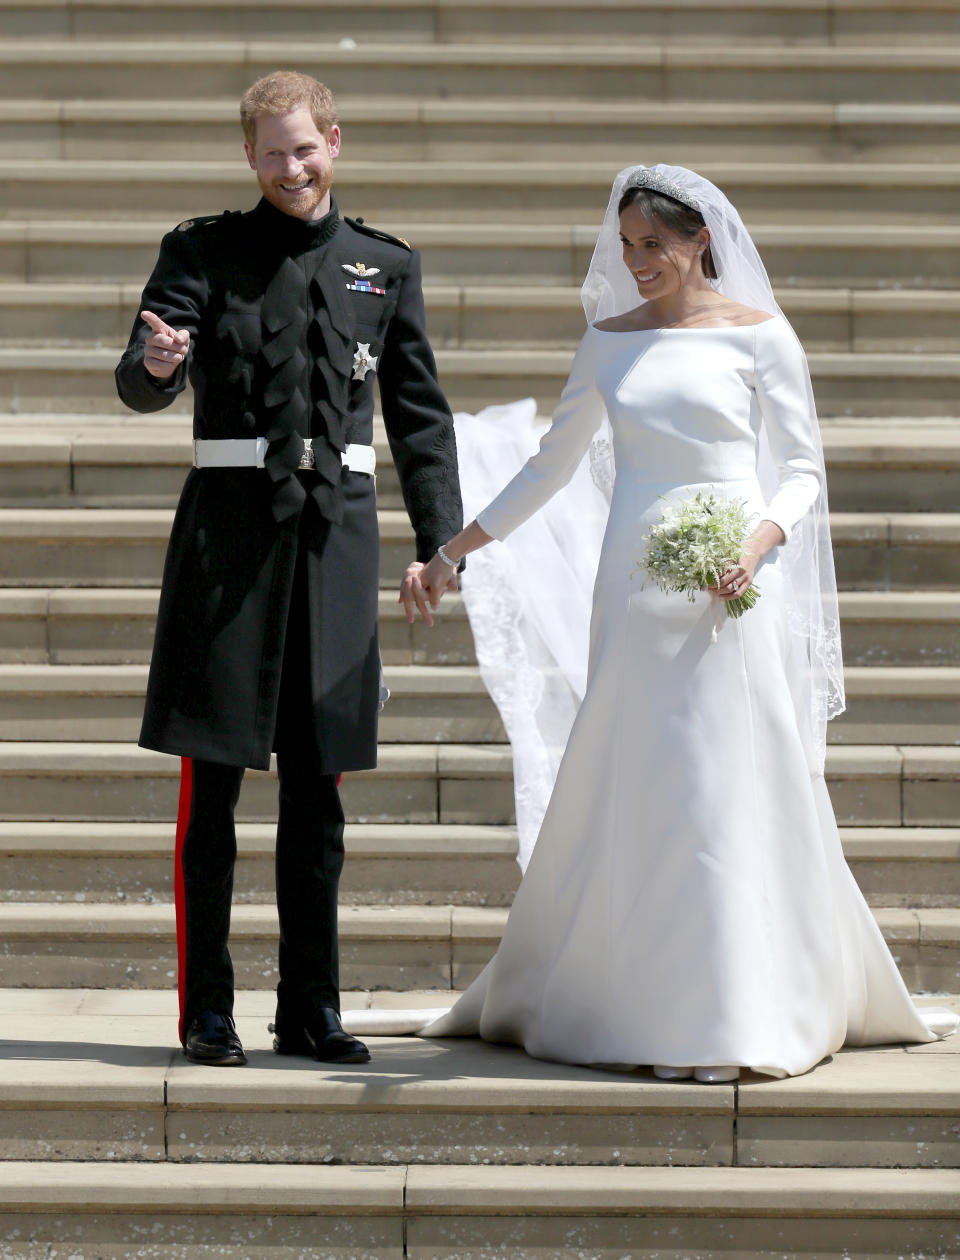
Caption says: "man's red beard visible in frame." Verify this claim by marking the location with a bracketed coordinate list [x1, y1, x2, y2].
[257, 167, 334, 220]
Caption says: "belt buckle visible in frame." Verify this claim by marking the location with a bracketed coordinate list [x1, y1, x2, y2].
[298, 439, 316, 471]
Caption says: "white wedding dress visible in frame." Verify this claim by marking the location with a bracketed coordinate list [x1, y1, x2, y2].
[417, 316, 957, 1078]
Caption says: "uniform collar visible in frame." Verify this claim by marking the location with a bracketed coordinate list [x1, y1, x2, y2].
[252, 194, 342, 252]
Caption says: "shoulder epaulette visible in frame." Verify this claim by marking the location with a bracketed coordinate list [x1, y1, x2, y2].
[344, 215, 412, 251]
[175, 210, 240, 233]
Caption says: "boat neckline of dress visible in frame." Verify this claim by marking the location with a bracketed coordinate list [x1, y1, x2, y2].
[590, 315, 779, 334]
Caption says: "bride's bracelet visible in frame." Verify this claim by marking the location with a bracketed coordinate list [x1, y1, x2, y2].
[437, 544, 460, 570]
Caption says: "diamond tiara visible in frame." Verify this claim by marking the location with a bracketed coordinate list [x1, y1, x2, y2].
[624, 169, 702, 215]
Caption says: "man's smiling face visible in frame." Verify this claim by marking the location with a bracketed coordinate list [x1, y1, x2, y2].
[244, 106, 341, 221]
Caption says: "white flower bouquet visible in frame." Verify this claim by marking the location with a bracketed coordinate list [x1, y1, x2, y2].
[640, 490, 760, 619]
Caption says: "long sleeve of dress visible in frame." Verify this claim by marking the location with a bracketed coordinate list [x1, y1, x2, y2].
[477, 331, 605, 541]
[753, 317, 824, 542]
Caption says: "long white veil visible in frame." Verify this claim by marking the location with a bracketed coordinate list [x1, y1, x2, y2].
[452, 400, 609, 870]
[455, 164, 844, 872]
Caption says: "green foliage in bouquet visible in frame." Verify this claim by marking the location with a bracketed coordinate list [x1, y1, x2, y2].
[639, 490, 761, 619]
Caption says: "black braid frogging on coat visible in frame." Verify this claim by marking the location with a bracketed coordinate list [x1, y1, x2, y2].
[115, 197, 463, 771]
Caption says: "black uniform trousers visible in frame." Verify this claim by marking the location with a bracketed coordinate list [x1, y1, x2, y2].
[176, 499, 345, 1041]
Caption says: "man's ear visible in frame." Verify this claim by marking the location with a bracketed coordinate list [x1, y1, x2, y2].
[327, 125, 342, 160]
[243, 142, 257, 171]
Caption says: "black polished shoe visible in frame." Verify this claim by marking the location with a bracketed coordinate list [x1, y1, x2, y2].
[270, 1006, 371, 1064]
[183, 1010, 247, 1066]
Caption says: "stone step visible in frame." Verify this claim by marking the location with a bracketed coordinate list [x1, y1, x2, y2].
[0, 663, 507, 744]
[2, 40, 960, 103]
[1, 821, 956, 909]
[2, 662, 960, 747]
[831, 513, 960, 590]
[0, 506, 424, 590]
[843, 828, 960, 909]
[0, 4, 955, 1242]
[0, 900, 483, 990]
[3, 585, 959, 670]
[1, 898, 958, 993]
[839, 591, 960, 666]
[7, 282, 960, 355]
[0, 740, 955, 828]
[0, 991, 957, 1170]
[0, 740, 517, 826]
[7, 344, 960, 416]
[3, 158, 960, 225]
[3, 415, 960, 512]
[2, 507, 959, 591]
[0, 820, 521, 906]
[2, 0, 956, 44]
[0, 1159, 956, 1260]
[7, 98, 960, 164]
[0, 904, 464, 992]
[821, 420, 960, 511]
[3, 218, 958, 289]
[0, 586, 476, 666]
[0, 1159, 403, 1255]
[4, 584, 474, 665]
[833, 667, 960, 746]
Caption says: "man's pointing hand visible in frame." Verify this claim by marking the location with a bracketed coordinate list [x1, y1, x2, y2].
[141, 310, 191, 379]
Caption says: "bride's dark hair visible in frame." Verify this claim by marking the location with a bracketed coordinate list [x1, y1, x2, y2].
[618, 185, 718, 280]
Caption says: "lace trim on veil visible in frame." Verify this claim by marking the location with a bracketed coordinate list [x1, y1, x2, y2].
[453, 401, 607, 871]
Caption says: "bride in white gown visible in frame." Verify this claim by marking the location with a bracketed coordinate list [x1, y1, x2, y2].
[394, 164, 957, 1081]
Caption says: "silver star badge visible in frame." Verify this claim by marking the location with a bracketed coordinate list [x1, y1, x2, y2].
[352, 343, 378, 381]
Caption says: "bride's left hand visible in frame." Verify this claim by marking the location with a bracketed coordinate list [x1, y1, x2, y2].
[712, 551, 758, 601]
[708, 520, 783, 600]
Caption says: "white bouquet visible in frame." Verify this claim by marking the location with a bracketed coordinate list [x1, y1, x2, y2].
[640, 490, 760, 619]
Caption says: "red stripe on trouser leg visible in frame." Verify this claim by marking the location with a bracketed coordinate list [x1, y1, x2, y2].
[336, 773, 342, 788]
[174, 756, 193, 1044]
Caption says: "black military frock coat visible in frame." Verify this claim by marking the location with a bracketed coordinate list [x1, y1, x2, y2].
[116, 196, 463, 772]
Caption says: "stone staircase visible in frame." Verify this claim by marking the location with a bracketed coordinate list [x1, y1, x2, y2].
[1, 0, 960, 1255]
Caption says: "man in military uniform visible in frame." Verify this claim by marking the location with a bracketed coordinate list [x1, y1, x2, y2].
[116, 71, 463, 1066]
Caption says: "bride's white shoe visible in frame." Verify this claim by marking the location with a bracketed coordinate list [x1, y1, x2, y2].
[652, 1065, 694, 1080]
[694, 1065, 740, 1083]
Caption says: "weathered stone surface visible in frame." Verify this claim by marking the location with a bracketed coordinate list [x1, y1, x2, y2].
[405, 1212, 960, 1259]
[3, 6, 960, 1251]
[0, 1161, 404, 1257]
[169, 1106, 733, 1169]
[0, 1045, 168, 1161]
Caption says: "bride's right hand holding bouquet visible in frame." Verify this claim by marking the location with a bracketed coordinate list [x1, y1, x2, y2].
[640, 489, 784, 617]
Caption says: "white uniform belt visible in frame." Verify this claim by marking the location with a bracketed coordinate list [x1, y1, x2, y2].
[193, 437, 376, 477]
